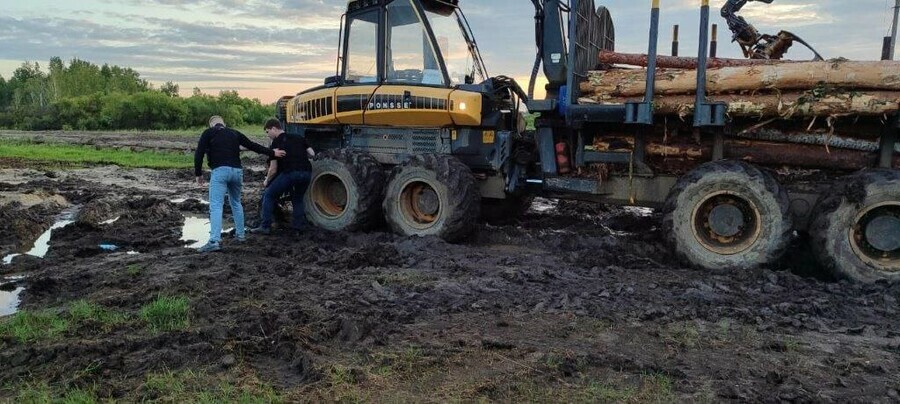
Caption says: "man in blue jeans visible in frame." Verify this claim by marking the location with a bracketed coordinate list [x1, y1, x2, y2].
[251, 118, 314, 235]
[194, 115, 284, 253]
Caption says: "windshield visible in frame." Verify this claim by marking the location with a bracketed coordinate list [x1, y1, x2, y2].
[423, 8, 486, 85]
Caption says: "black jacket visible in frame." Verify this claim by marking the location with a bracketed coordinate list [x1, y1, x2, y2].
[269, 133, 312, 173]
[194, 125, 273, 176]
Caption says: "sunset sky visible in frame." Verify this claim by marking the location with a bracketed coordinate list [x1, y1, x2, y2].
[1, 0, 896, 102]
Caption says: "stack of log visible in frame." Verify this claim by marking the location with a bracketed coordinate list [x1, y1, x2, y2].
[578, 51, 900, 119]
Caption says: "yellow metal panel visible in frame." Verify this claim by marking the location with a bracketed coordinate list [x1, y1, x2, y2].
[448, 89, 482, 126]
[334, 85, 378, 125]
[287, 87, 338, 125]
[364, 85, 454, 127]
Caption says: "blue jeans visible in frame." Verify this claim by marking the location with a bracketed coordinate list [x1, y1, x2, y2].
[260, 170, 311, 230]
[208, 166, 245, 243]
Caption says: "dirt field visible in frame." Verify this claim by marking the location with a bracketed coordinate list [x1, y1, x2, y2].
[1, 131, 899, 401]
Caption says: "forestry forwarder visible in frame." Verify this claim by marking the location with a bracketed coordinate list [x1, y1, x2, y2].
[275, 0, 900, 283]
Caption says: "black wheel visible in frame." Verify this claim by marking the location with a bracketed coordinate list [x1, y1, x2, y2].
[810, 169, 900, 283]
[662, 160, 793, 270]
[480, 195, 534, 224]
[383, 154, 480, 242]
[305, 149, 385, 232]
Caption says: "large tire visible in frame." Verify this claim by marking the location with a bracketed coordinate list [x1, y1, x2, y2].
[662, 160, 793, 270]
[481, 195, 535, 224]
[305, 149, 385, 232]
[810, 169, 900, 283]
[383, 154, 480, 242]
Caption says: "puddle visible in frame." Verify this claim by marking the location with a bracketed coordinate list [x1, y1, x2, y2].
[623, 206, 655, 217]
[0, 286, 24, 317]
[531, 197, 558, 213]
[181, 213, 234, 249]
[2, 208, 77, 265]
[171, 197, 210, 205]
[100, 216, 121, 225]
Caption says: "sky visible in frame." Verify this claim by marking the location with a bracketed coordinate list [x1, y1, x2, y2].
[0, 0, 896, 102]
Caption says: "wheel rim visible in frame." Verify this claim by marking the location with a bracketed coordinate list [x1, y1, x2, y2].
[311, 173, 348, 218]
[691, 191, 762, 255]
[850, 202, 900, 269]
[398, 180, 441, 230]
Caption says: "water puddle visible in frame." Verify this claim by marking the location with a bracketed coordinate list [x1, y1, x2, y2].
[171, 197, 210, 205]
[623, 206, 655, 217]
[100, 216, 121, 225]
[0, 285, 23, 317]
[531, 197, 558, 213]
[2, 209, 77, 265]
[0, 276, 25, 316]
[181, 213, 233, 249]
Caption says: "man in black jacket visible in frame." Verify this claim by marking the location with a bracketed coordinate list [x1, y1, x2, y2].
[251, 118, 314, 235]
[194, 115, 284, 252]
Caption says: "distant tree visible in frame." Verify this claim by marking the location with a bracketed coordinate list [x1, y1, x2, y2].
[11, 62, 50, 108]
[160, 81, 180, 97]
[192, 87, 202, 96]
[0, 75, 9, 108]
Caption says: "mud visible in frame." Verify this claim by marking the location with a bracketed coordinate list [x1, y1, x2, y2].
[0, 142, 899, 400]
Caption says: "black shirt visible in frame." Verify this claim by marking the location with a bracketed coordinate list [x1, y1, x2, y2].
[269, 132, 312, 173]
[194, 125, 274, 176]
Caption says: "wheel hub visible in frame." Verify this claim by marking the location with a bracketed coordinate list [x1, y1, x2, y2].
[865, 215, 900, 253]
[708, 204, 745, 238]
[312, 173, 348, 218]
[416, 188, 439, 216]
[851, 203, 900, 265]
[399, 180, 441, 229]
[692, 192, 762, 255]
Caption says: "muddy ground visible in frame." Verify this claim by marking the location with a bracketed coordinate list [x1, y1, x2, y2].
[0, 131, 899, 401]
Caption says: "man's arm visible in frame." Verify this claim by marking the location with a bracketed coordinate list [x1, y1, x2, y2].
[264, 160, 279, 187]
[194, 130, 210, 180]
[237, 132, 280, 157]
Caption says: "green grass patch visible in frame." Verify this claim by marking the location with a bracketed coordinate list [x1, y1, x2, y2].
[125, 263, 143, 277]
[140, 295, 190, 332]
[0, 310, 68, 343]
[68, 300, 129, 331]
[0, 140, 192, 169]
[143, 368, 282, 403]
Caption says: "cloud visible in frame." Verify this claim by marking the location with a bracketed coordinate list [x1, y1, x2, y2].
[0, 0, 892, 101]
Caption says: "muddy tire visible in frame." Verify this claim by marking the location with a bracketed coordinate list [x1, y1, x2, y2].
[383, 154, 480, 242]
[662, 160, 793, 270]
[810, 169, 900, 283]
[481, 195, 534, 224]
[305, 149, 386, 232]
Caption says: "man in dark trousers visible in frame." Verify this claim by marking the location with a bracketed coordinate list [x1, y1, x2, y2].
[194, 115, 285, 252]
[251, 118, 314, 235]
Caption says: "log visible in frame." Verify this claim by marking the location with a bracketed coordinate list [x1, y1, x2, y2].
[598, 50, 799, 69]
[592, 139, 899, 171]
[580, 60, 900, 97]
[578, 90, 900, 118]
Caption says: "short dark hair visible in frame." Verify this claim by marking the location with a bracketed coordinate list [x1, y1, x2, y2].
[264, 119, 282, 130]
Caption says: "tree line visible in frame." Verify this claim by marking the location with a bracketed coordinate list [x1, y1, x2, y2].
[0, 57, 274, 130]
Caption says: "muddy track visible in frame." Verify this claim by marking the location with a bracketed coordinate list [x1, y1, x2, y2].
[0, 165, 898, 401]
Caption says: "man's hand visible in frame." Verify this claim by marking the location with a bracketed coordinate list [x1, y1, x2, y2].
[263, 179, 269, 188]
[273, 148, 286, 158]
[196, 176, 204, 186]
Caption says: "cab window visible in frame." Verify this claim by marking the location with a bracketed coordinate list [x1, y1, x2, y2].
[385, 0, 446, 86]
[345, 9, 379, 84]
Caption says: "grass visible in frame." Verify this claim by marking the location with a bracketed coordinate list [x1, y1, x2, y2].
[125, 263, 143, 277]
[0, 310, 68, 343]
[68, 300, 129, 331]
[143, 368, 282, 403]
[0, 140, 192, 169]
[13, 381, 100, 404]
[140, 295, 190, 332]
